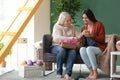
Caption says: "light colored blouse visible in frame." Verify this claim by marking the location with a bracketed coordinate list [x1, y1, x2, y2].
[52, 23, 79, 46]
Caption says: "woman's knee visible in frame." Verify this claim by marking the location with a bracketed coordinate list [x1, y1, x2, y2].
[86, 46, 101, 55]
[59, 47, 66, 54]
[57, 47, 66, 58]
[86, 47, 95, 57]
[79, 47, 86, 55]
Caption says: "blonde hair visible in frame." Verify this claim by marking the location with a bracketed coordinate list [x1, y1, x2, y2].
[57, 12, 71, 25]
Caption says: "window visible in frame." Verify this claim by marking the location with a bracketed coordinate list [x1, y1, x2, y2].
[0, 0, 34, 69]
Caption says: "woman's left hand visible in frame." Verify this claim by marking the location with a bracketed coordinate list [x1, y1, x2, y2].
[83, 30, 91, 37]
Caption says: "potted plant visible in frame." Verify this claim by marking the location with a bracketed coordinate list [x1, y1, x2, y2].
[50, 0, 82, 32]
[0, 42, 12, 67]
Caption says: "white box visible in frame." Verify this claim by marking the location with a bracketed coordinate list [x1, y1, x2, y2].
[19, 65, 44, 78]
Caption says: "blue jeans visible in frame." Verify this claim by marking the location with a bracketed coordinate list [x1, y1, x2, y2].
[79, 46, 102, 70]
[51, 45, 76, 76]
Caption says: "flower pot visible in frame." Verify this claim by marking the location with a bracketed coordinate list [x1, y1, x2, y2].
[1, 60, 6, 67]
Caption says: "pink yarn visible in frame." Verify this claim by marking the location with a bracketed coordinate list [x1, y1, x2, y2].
[60, 38, 78, 44]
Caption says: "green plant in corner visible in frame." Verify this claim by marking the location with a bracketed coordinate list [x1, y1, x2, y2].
[0, 42, 12, 67]
[0, 42, 12, 63]
[0, 42, 4, 51]
[51, 0, 82, 32]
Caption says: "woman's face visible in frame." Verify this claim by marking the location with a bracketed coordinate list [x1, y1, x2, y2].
[82, 14, 91, 25]
[63, 16, 71, 27]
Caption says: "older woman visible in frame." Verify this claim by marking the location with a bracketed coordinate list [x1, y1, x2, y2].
[51, 12, 79, 80]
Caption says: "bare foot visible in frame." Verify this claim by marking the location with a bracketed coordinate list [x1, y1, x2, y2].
[89, 75, 98, 79]
[90, 72, 98, 79]
[87, 70, 98, 79]
[86, 69, 93, 79]
[87, 72, 93, 79]
[56, 75, 62, 78]
[64, 74, 72, 80]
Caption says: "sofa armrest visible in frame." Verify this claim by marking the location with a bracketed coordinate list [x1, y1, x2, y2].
[43, 34, 52, 54]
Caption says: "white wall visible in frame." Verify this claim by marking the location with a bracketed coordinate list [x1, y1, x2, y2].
[19, 0, 50, 61]
[18, 0, 50, 62]
[6, 0, 50, 69]
[34, 0, 50, 42]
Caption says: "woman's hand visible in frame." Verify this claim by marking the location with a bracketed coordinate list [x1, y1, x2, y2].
[76, 33, 83, 40]
[82, 30, 91, 37]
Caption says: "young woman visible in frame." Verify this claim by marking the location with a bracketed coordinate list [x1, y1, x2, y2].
[79, 8, 107, 79]
[51, 12, 79, 80]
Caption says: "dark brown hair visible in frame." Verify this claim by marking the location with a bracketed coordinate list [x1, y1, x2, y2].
[82, 8, 97, 23]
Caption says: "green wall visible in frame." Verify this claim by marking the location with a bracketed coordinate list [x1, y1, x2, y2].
[81, 0, 120, 65]
[81, 0, 120, 34]
[51, 0, 120, 34]
[51, 0, 120, 65]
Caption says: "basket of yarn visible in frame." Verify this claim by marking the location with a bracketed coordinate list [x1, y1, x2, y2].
[60, 38, 78, 49]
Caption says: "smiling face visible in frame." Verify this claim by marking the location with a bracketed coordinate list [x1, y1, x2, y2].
[82, 9, 97, 25]
[63, 16, 72, 27]
[82, 14, 91, 25]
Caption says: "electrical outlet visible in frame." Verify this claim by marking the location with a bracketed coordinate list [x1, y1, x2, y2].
[18, 38, 27, 44]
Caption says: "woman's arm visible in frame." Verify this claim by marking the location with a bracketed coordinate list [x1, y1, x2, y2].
[52, 24, 66, 42]
[92, 22, 106, 44]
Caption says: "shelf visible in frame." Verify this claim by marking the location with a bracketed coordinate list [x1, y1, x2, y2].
[110, 51, 120, 78]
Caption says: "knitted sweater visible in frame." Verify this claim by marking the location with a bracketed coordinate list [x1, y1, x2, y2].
[52, 23, 79, 46]
[81, 21, 106, 51]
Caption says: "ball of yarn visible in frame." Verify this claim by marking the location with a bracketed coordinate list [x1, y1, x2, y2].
[116, 41, 120, 45]
[20, 60, 27, 66]
[116, 41, 120, 51]
[36, 60, 43, 66]
[27, 60, 33, 66]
